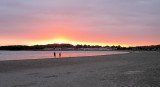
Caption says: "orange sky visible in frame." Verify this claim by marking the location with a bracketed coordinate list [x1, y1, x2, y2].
[0, 0, 160, 47]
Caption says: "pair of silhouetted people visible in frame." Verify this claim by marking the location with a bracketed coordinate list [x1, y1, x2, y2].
[54, 52, 61, 58]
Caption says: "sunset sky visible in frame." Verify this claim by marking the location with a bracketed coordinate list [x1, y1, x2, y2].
[0, 0, 160, 47]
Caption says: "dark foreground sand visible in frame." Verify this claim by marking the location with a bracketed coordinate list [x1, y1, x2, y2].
[0, 51, 160, 87]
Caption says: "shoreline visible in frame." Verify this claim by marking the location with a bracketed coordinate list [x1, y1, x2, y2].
[0, 53, 129, 73]
[0, 51, 157, 72]
[0, 50, 158, 62]
[0, 50, 129, 61]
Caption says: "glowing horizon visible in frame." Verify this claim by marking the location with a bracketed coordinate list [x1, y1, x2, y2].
[0, 0, 160, 47]
[0, 37, 156, 47]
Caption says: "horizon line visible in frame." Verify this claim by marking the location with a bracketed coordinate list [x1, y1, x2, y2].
[0, 43, 160, 47]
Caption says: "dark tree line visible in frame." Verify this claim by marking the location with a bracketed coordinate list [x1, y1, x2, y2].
[47, 44, 74, 48]
[116, 45, 160, 51]
[0, 44, 160, 51]
[0, 45, 44, 50]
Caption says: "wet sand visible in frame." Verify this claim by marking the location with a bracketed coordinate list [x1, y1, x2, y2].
[0, 51, 160, 87]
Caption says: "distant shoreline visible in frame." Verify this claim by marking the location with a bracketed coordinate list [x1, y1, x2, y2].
[0, 50, 129, 61]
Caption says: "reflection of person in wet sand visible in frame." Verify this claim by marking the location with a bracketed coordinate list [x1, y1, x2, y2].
[59, 52, 61, 58]
[54, 52, 56, 58]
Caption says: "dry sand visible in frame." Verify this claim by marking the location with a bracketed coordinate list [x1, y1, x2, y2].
[0, 51, 160, 87]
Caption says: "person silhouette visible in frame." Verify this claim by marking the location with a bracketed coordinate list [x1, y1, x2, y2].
[54, 52, 56, 58]
[59, 52, 61, 58]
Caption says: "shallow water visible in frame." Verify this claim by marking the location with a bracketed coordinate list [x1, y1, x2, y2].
[0, 51, 128, 61]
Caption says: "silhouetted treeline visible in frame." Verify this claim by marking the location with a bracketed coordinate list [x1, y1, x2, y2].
[0, 45, 44, 50]
[116, 45, 160, 51]
[47, 44, 74, 48]
[0, 44, 75, 50]
[0, 44, 160, 51]
[75, 45, 102, 48]
[0, 44, 102, 51]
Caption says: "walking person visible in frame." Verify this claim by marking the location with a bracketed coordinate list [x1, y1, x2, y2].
[54, 52, 56, 58]
[59, 52, 61, 58]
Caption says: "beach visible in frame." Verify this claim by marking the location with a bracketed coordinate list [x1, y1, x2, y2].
[0, 51, 160, 87]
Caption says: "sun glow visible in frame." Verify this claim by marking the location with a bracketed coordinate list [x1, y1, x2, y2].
[31, 36, 129, 47]
[35, 38, 70, 45]
[35, 38, 127, 47]
[52, 38, 71, 44]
